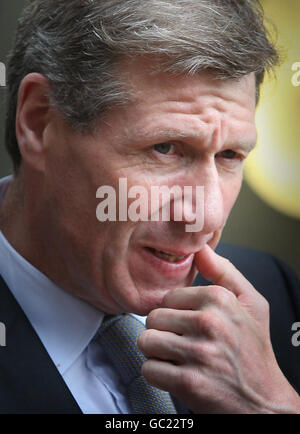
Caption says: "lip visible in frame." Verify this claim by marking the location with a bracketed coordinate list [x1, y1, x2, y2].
[140, 246, 195, 278]
[145, 246, 196, 257]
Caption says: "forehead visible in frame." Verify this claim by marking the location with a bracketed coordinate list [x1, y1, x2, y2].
[121, 56, 256, 105]
[111, 57, 257, 150]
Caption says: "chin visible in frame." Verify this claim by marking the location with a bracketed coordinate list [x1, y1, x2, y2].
[134, 275, 198, 316]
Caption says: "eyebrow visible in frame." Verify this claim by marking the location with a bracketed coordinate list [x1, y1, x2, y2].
[140, 127, 208, 146]
[139, 127, 257, 153]
[143, 128, 195, 141]
[228, 141, 257, 152]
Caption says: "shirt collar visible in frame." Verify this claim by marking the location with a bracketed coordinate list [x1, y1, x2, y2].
[0, 175, 104, 375]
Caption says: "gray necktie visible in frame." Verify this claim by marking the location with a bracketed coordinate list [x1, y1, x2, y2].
[97, 314, 177, 414]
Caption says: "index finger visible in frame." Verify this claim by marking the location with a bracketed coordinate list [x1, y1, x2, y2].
[195, 244, 258, 302]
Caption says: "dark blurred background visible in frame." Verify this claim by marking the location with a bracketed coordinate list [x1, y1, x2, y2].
[0, 1, 299, 278]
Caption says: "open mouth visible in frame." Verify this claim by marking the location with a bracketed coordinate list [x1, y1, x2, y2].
[146, 247, 188, 263]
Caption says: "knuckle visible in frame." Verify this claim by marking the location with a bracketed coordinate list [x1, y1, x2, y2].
[146, 309, 160, 328]
[145, 328, 158, 341]
[193, 312, 207, 335]
[258, 295, 270, 315]
[187, 339, 219, 366]
[178, 369, 196, 394]
[138, 328, 155, 349]
[162, 287, 181, 306]
[223, 257, 233, 270]
[209, 285, 235, 307]
[141, 359, 153, 380]
[137, 330, 147, 349]
[200, 342, 219, 361]
[196, 310, 224, 337]
[191, 342, 210, 364]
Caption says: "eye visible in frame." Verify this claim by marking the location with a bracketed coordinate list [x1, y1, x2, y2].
[218, 149, 239, 160]
[153, 143, 174, 155]
[215, 149, 246, 170]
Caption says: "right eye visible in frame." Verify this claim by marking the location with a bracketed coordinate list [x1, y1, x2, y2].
[153, 143, 175, 155]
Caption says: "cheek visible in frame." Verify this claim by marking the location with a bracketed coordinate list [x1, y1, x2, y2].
[222, 175, 243, 217]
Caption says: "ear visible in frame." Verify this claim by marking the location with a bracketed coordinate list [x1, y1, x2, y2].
[16, 73, 52, 172]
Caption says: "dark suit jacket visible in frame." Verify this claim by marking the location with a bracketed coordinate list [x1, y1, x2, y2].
[0, 243, 299, 414]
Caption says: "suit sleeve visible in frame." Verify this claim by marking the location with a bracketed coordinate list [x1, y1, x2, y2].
[267, 256, 300, 395]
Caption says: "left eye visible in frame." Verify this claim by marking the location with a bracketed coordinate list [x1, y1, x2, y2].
[154, 143, 174, 155]
[219, 150, 239, 159]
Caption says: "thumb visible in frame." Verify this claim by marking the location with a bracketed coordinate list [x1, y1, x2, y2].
[195, 244, 258, 303]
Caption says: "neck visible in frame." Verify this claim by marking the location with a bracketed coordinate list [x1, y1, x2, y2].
[0, 170, 94, 305]
[0, 170, 48, 275]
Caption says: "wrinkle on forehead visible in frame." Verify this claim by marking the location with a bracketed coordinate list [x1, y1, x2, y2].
[104, 57, 257, 152]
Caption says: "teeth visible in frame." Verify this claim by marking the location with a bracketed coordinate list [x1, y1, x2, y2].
[151, 249, 186, 262]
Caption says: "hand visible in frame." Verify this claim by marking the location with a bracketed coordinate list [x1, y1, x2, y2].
[138, 245, 300, 414]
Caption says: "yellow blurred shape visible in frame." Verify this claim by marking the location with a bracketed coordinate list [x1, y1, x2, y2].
[244, 0, 300, 219]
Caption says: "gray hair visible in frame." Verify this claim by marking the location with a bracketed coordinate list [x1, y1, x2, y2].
[5, 0, 279, 172]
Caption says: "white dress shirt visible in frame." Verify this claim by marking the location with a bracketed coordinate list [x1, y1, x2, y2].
[0, 175, 146, 414]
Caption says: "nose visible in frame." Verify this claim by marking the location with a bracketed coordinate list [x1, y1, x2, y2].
[180, 162, 225, 235]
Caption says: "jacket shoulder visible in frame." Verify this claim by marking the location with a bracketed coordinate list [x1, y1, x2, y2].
[0, 275, 81, 414]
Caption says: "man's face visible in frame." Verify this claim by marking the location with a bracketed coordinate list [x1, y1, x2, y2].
[41, 59, 257, 315]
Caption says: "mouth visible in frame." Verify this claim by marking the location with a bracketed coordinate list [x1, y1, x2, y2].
[146, 247, 189, 263]
[133, 245, 198, 282]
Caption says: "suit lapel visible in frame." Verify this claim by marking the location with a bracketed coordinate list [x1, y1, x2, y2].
[0, 275, 82, 414]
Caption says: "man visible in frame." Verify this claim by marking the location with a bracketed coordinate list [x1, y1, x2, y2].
[0, 0, 299, 414]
